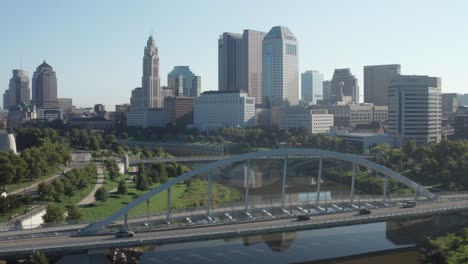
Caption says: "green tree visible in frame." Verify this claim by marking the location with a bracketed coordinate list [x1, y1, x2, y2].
[94, 187, 108, 205]
[42, 204, 64, 224]
[30, 251, 48, 264]
[65, 205, 83, 223]
[135, 174, 149, 191]
[117, 180, 128, 196]
[0, 155, 14, 191]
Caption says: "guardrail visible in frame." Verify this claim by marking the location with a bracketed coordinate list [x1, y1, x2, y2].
[2, 202, 468, 257]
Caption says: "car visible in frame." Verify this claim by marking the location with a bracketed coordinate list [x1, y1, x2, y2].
[297, 215, 311, 221]
[402, 200, 416, 208]
[358, 208, 371, 215]
[115, 230, 135, 238]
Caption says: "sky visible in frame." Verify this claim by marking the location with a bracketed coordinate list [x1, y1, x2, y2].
[1, 0, 467, 110]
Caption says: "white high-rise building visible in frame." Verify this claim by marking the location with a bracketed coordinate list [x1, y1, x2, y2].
[142, 36, 162, 108]
[194, 91, 255, 131]
[301, 71, 323, 105]
[263, 26, 299, 106]
[388, 75, 442, 145]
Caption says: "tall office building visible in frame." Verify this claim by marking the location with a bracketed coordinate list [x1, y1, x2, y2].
[322, 80, 331, 104]
[330, 69, 359, 104]
[3, 91, 9, 110]
[218, 30, 266, 106]
[130, 87, 144, 110]
[301, 71, 323, 104]
[241, 30, 266, 106]
[442, 93, 458, 113]
[364, 64, 401, 106]
[263, 26, 299, 106]
[388, 75, 442, 145]
[142, 36, 162, 108]
[32, 61, 58, 108]
[8, 70, 30, 108]
[218, 32, 243, 91]
[167, 66, 201, 97]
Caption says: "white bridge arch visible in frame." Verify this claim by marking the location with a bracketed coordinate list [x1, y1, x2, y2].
[83, 148, 435, 233]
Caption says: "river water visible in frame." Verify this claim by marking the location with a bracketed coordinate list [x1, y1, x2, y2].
[140, 213, 468, 264]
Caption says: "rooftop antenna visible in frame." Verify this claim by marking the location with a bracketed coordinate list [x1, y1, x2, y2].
[20, 53, 23, 69]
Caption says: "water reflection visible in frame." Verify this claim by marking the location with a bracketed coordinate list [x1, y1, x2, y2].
[242, 232, 297, 252]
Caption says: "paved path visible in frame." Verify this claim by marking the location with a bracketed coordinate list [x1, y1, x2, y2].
[77, 166, 104, 206]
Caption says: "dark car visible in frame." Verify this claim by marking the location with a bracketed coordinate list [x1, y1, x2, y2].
[115, 230, 135, 238]
[402, 201, 416, 208]
[358, 208, 371, 215]
[297, 215, 311, 221]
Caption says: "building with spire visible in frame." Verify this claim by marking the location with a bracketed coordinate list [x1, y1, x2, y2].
[262, 26, 299, 107]
[32, 61, 58, 108]
[141, 36, 172, 109]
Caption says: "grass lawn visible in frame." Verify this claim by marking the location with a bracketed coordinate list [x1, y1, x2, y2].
[53, 172, 99, 212]
[5, 168, 63, 193]
[80, 179, 187, 221]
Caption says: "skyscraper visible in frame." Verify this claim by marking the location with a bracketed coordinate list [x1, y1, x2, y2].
[322, 80, 331, 104]
[218, 32, 243, 92]
[388, 75, 442, 145]
[8, 70, 30, 108]
[263, 26, 299, 106]
[3, 90, 9, 110]
[167, 66, 201, 97]
[241, 30, 266, 107]
[142, 36, 162, 108]
[218, 29, 266, 107]
[330, 69, 359, 104]
[301, 71, 323, 104]
[130, 87, 144, 110]
[364, 64, 401, 106]
[32, 61, 58, 108]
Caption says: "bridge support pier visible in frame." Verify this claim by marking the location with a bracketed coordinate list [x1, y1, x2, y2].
[166, 187, 171, 223]
[245, 160, 251, 212]
[316, 157, 323, 205]
[207, 174, 212, 217]
[281, 156, 288, 209]
[383, 174, 388, 203]
[350, 163, 356, 204]
[124, 213, 128, 229]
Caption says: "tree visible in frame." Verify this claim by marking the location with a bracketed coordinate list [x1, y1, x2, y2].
[38, 182, 55, 202]
[94, 187, 108, 205]
[0, 155, 15, 190]
[42, 204, 64, 224]
[65, 205, 83, 223]
[117, 180, 128, 196]
[105, 160, 120, 181]
[135, 174, 149, 191]
[30, 251, 48, 264]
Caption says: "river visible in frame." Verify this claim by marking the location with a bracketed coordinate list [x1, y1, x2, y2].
[139, 213, 468, 263]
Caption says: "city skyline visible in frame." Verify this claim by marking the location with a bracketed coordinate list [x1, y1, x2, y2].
[1, 0, 467, 109]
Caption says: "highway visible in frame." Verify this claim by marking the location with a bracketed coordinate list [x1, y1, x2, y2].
[1, 197, 468, 257]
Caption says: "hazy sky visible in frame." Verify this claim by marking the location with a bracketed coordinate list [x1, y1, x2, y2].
[1, 0, 467, 110]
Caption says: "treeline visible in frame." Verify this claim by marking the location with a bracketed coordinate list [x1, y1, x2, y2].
[0, 139, 71, 191]
[37, 163, 98, 202]
[192, 127, 347, 151]
[420, 228, 468, 263]
[371, 140, 468, 190]
[135, 162, 189, 191]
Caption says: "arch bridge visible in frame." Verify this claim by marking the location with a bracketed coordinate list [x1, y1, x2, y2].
[83, 148, 435, 233]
